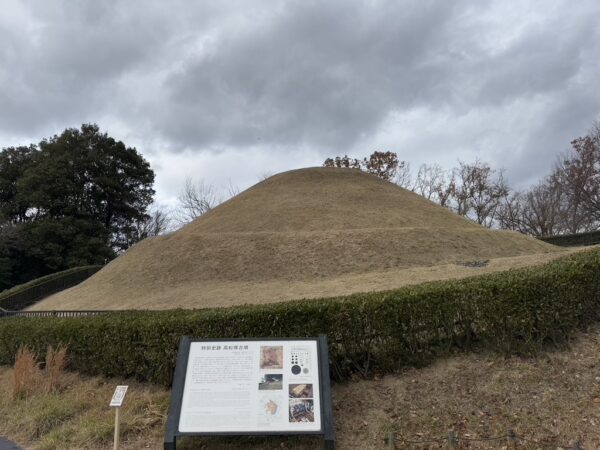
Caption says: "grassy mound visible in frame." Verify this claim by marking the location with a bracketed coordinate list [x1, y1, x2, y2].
[34, 167, 559, 311]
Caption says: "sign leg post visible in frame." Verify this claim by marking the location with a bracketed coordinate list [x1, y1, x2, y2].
[163, 437, 176, 450]
[110, 385, 128, 450]
[114, 407, 120, 450]
[318, 335, 336, 450]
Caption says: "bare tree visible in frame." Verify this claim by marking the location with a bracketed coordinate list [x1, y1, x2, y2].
[452, 160, 509, 227]
[122, 206, 173, 249]
[176, 178, 220, 224]
[394, 161, 412, 189]
[554, 134, 600, 232]
[497, 192, 525, 231]
[497, 175, 567, 236]
[521, 181, 563, 236]
[551, 156, 589, 234]
[224, 179, 240, 198]
[498, 121, 600, 236]
[413, 164, 455, 207]
[414, 164, 442, 200]
[135, 207, 172, 238]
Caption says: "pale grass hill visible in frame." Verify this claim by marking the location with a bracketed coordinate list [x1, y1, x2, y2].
[32, 167, 562, 311]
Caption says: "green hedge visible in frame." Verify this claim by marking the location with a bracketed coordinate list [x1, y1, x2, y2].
[1, 250, 599, 386]
[0, 265, 103, 311]
[539, 230, 600, 247]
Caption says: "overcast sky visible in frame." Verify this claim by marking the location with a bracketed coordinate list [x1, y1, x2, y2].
[1, 0, 599, 207]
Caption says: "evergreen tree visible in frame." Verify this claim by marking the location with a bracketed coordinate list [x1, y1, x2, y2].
[0, 123, 155, 289]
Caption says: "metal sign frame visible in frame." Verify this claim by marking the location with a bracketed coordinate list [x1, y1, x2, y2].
[164, 335, 335, 449]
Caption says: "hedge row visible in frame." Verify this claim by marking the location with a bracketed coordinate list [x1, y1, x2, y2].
[0, 249, 599, 386]
[0, 265, 102, 311]
[539, 230, 600, 247]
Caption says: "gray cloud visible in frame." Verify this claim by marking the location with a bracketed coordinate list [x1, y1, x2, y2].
[159, 0, 467, 150]
[0, 0, 599, 203]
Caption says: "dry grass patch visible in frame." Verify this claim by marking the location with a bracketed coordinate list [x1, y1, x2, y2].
[332, 331, 600, 449]
[12, 344, 69, 398]
[0, 368, 170, 450]
[45, 344, 68, 393]
[13, 345, 41, 399]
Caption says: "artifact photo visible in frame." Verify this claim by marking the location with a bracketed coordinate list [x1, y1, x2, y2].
[289, 383, 313, 399]
[289, 399, 315, 423]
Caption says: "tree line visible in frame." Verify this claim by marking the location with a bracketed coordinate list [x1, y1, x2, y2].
[324, 121, 600, 235]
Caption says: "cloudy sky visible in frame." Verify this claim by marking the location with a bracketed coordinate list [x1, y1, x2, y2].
[1, 0, 599, 207]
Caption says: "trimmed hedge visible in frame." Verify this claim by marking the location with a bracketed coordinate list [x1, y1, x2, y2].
[1, 250, 599, 386]
[0, 265, 102, 311]
[539, 230, 600, 247]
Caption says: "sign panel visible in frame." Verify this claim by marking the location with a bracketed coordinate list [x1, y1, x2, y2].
[178, 340, 322, 433]
[110, 385, 128, 407]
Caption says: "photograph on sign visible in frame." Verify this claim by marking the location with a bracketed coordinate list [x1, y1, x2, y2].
[259, 374, 283, 390]
[260, 346, 283, 369]
[178, 340, 322, 433]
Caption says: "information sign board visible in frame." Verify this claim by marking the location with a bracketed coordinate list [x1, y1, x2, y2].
[164, 336, 335, 449]
[110, 385, 128, 407]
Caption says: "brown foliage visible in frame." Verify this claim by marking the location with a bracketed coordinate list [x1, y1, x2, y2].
[363, 151, 399, 181]
[323, 155, 362, 169]
[324, 151, 402, 181]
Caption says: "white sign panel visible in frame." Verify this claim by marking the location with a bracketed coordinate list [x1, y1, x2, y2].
[179, 340, 321, 433]
[110, 385, 129, 407]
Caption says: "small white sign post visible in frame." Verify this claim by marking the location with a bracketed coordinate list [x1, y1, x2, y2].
[110, 385, 128, 450]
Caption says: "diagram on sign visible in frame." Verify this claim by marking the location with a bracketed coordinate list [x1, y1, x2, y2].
[290, 347, 311, 375]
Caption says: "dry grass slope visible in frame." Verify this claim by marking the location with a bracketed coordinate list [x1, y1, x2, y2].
[34, 167, 562, 311]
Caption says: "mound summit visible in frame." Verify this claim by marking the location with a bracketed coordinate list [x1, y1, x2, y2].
[34, 167, 560, 310]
